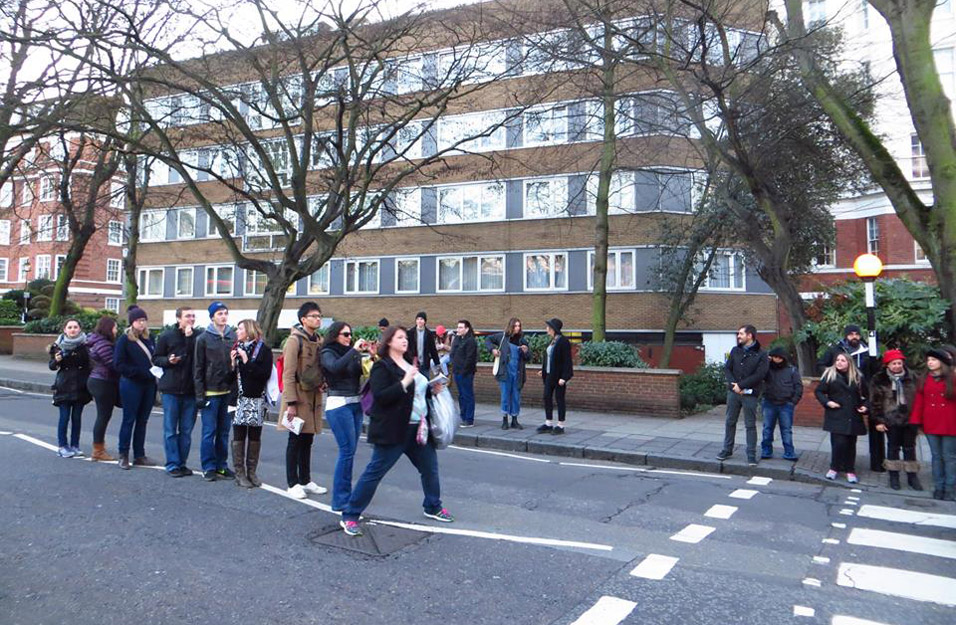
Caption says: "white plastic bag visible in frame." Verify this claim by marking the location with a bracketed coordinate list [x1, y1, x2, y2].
[266, 365, 280, 405]
[427, 388, 460, 450]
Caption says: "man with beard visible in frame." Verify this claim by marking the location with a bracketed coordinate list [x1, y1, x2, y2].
[717, 324, 769, 466]
[760, 347, 803, 461]
[817, 324, 883, 471]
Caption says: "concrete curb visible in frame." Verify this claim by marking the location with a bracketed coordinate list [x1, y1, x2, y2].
[0, 377, 52, 395]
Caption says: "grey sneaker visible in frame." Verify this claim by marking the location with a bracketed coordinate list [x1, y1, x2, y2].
[715, 450, 732, 461]
[57, 446, 75, 458]
[69, 446, 85, 457]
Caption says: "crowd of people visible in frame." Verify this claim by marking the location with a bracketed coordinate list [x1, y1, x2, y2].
[718, 322, 956, 501]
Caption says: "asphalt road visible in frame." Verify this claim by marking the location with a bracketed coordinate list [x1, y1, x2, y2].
[1, 386, 953, 625]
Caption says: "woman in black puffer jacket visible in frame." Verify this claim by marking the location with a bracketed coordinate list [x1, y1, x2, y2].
[49, 318, 92, 458]
[816, 352, 869, 484]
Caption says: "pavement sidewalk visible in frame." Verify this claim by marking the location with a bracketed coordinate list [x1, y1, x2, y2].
[0, 355, 934, 496]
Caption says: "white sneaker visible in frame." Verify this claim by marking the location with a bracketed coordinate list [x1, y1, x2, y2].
[287, 484, 307, 499]
[302, 482, 328, 495]
[57, 446, 75, 458]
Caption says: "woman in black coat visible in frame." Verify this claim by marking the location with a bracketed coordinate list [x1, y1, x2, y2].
[340, 326, 453, 537]
[49, 318, 92, 458]
[536, 318, 574, 435]
[231, 319, 272, 488]
[815, 352, 869, 484]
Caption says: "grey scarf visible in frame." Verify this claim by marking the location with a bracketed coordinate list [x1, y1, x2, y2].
[56, 332, 88, 354]
[888, 371, 906, 406]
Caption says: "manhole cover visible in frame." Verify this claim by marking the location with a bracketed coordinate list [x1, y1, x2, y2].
[309, 522, 429, 556]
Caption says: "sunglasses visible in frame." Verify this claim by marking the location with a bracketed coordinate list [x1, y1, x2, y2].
[340, 332, 352, 337]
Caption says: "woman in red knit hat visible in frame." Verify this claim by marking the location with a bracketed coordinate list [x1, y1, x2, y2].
[910, 347, 956, 501]
[870, 349, 920, 490]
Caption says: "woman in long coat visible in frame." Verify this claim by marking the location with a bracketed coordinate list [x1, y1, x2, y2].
[815, 352, 869, 484]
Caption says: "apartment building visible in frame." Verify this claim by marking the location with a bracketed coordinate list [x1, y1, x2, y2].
[801, 0, 953, 291]
[132, 1, 778, 363]
[0, 135, 125, 311]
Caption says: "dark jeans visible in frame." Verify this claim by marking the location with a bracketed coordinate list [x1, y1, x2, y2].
[286, 432, 315, 488]
[453, 373, 475, 424]
[543, 377, 567, 423]
[925, 434, 956, 495]
[760, 400, 796, 459]
[200, 396, 230, 472]
[57, 403, 84, 448]
[721, 392, 758, 458]
[118, 378, 155, 458]
[868, 420, 885, 470]
[343, 424, 442, 523]
[886, 424, 918, 463]
[162, 393, 197, 472]
[829, 433, 858, 473]
[326, 403, 364, 510]
[87, 377, 117, 444]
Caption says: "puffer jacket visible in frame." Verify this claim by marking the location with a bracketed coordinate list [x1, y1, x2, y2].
[870, 368, 918, 428]
[86, 332, 117, 382]
[194, 325, 236, 400]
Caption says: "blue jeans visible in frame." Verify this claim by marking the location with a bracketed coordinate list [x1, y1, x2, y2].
[760, 400, 796, 459]
[925, 434, 956, 495]
[498, 376, 521, 416]
[118, 378, 155, 457]
[57, 403, 84, 448]
[454, 373, 475, 424]
[162, 394, 197, 472]
[326, 402, 364, 511]
[722, 391, 758, 458]
[343, 424, 442, 523]
[200, 396, 231, 472]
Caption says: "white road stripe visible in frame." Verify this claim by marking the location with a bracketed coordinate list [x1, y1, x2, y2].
[832, 523, 847, 529]
[842, 501, 858, 506]
[813, 556, 830, 564]
[630, 554, 679, 580]
[832, 616, 892, 625]
[729, 489, 758, 500]
[850, 488, 862, 493]
[847, 527, 956, 560]
[558, 462, 731, 479]
[847, 496, 860, 501]
[570, 596, 636, 625]
[373, 519, 615, 552]
[837, 562, 956, 606]
[802, 578, 821, 587]
[793, 606, 815, 617]
[823, 538, 840, 544]
[259, 483, 336, 512]
[747, 476, 772, 486]
[840, 509, 856, 516]
[13, 433, 59, 452]
[0, 430, 12, 435]
[704, 504, 738, 520]
[0, 386, 24, 393]
[857, 505, 956, 529]
[670, 524, 716, 544]
[449, 445, 551, 463]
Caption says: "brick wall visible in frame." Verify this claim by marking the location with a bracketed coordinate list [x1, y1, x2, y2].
[794, 378, 824, 428]
[470, 361, 681, 418]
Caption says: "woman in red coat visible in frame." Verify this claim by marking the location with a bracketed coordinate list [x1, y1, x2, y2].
[910, 348, 956, 501]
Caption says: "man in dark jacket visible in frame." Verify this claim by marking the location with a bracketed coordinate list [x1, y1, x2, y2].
[717, 324, 769, 465]
[870, 349, 921, 491]
[760, 347, 803, 461]
[154, 307, 200, 477]
[194, 301, 237, 481]
[449, 319, 478, 427]
[407, 311, 440, 373]
[537, 318, 574, 435]
[817, 324, 883, 471]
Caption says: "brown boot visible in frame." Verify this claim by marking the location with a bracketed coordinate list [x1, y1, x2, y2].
[232, 440, 252, 488]
[91, 443, 115, 462]
[246, 440, 262, 487]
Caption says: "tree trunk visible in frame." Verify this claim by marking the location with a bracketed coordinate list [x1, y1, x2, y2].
[591, 54, 617, 343]
[659, 297, 683, 369]
[758, 265, 817, 375]
[256, 273, 295, 345]
[48, 229, 93, 317]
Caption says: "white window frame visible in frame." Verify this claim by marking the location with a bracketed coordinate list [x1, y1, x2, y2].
[18, 258, 29, 282]
[587, 249, 636, 291]
[0, 220, 10, 246]
[586, 171, 638, 215]
[205, 265, 234, 297]
[522, 104, 569, 147]
[386, 188, 422, 227]
[0, 258, 8, 282]
[40, 177, 55, 201]
[21, 181, 34, 206]
[394, 257, 420, 294]
[36, 215, 53, 242]
[813, 245, 836, 268]
[171, 208, 196, 240]
[914, 241, 930, 264]
[0, 182, 12, 208]
[698, 251, 746, 291]
[308, 263, 330, 295]
[207, 204, 238, 238]
[19, 220, 30, 245]
[435, 254, 506, 293]
[437, 110, 507, 153]
[437, 182, 505, 224]
[174, 266, 194, 297]
[138, 267, 164, 298]
[107, 220, 123, 246]
[523, 252, 569, 291]
[35, 254, 52, 279]
[104, 297, 121, 313]
[344, 259, 379, 295]
[110, 182, 124, 209]
[866, 217, 880, 255]
[140, 210, 166, 242]
[106, 258, 122, 283]
[524, 177, 569, 219]
[54, 254, 67, 278]
[55, 215, 68, 241]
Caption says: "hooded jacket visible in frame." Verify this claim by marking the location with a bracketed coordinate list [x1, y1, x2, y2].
[818, 339, 873, 380]
[762, 351, 803, 405]
[194, 324, 236, 400]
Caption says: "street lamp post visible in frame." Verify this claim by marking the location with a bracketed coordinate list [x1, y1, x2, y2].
[853, 253, 884, 358]
[21, 259, 31, 324]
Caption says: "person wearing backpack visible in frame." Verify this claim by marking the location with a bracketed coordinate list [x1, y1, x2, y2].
[279, 302, 327, 500]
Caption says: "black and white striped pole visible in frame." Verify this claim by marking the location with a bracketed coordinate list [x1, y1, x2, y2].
[853, 253, 884, 359]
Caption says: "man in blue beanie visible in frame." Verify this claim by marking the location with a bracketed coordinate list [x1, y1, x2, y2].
[194, 301, 237, 481]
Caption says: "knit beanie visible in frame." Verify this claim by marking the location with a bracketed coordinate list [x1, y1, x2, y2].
[208, 301, 228, 317]
[127, 305, 147, 324]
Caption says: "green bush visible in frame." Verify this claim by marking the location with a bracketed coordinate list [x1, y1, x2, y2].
[578, 341, 648, 368]
[0, 299, 21, 323]
[24, 310, 121, 335]
[475, 333, 550, 364]
[477, 335, 494, 362]
[679, 363, 727, 412]
[350, 325, 380, 342]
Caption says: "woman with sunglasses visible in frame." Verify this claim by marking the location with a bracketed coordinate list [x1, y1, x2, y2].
[321, 321, 371, 511]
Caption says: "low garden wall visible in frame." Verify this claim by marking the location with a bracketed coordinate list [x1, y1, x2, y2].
[0, 326, 23, 355]
[795, 378, 824, 428]
[472, 362, 682, 418]
[12, 333, 57, 360]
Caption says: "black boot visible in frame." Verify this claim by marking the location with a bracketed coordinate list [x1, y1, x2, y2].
[888, 471, 900, 490]
[510, 416, 523, 430]
[907, 473, 923, 491]
[118, 453, 131, 470]
[501, 416, 509, 430]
